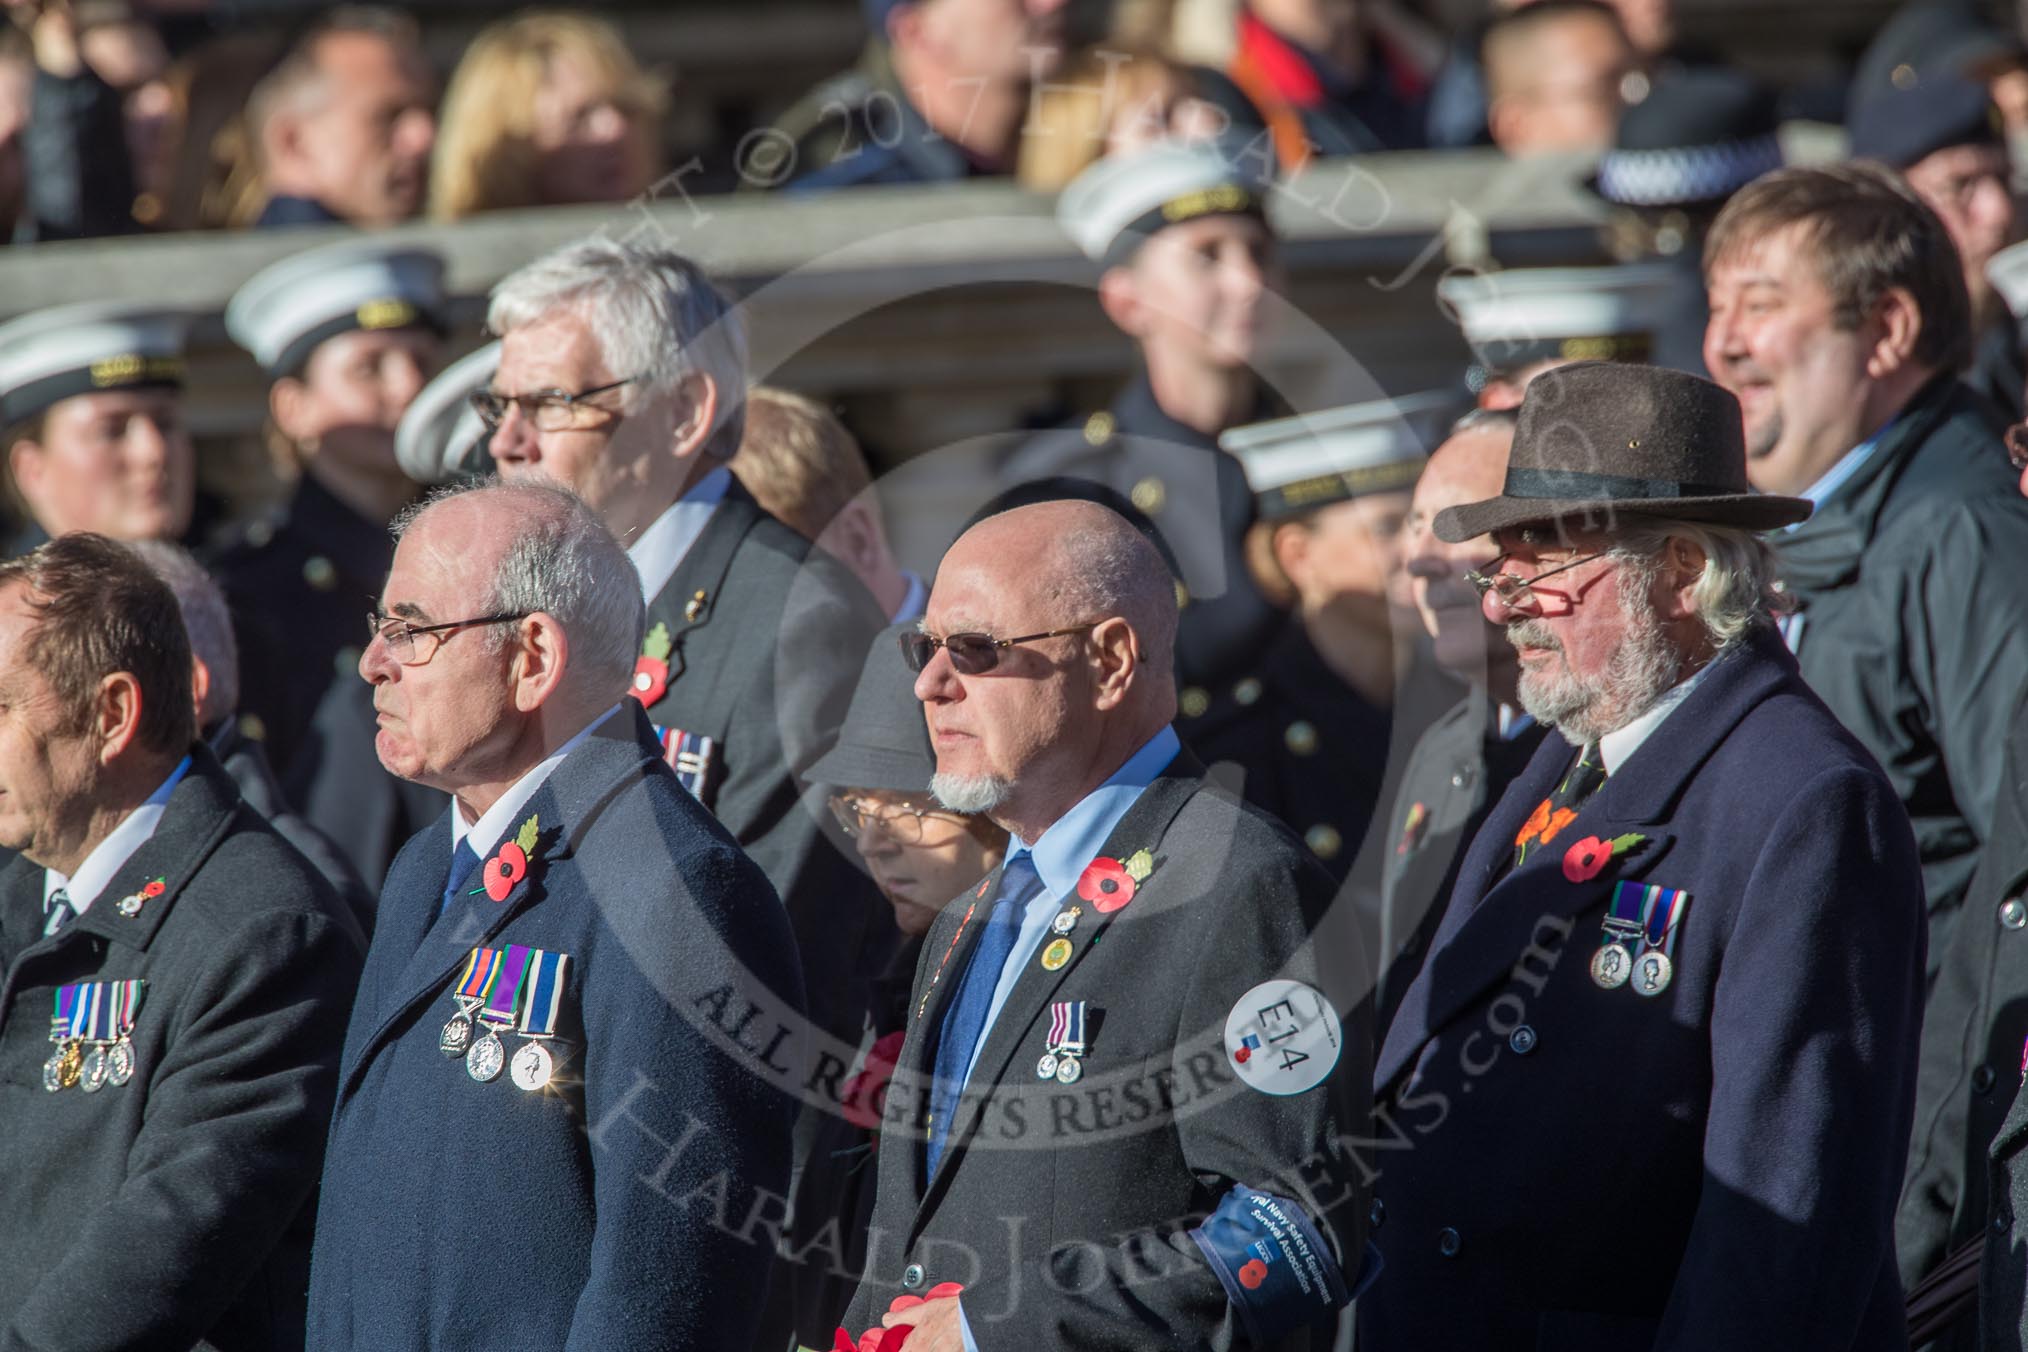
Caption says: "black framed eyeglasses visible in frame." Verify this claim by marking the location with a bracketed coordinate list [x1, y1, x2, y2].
[898, 623, 1099, 675]
[826, 794, 968, 844]
[1463, 552, 1610, 607]
[468, 376, 638, 432]
[366, 610, 529, 665]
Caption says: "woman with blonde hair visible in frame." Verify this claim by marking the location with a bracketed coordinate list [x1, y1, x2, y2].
[430, 10, 665, 220]
[1017, 44, 1227, 194]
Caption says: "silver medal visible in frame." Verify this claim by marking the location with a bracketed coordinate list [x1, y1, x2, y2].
[466, 1029, 506, 1082]
[1050, 910, 1078, 936]
[1590, 942, 1633, 990]
[116, 893, 144, 918]
[1035, 1052, 1059, 1081]
[107, 1039, 135, 1086]
[1054, 1055, 1083, 1085]
[79, 1045, 108, 1093]
[1633, 950, 1673, 997]
[510, 1041, 555, 1092]
[41, 1050, 63, 1093]
[439, 1014, 473, 1058]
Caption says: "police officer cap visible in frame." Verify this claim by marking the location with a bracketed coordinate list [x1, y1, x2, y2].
[0, 301, 193, 427]
[1440, 263, 1675, 387]
[227, 239, 448, 378]
[1848, 67, 2003, 170]
[1058, 140, 1272, 270]
[1221, 392, 1451, 522]
[394, 340, 496, 485]
[1593, 67, 1783, 210]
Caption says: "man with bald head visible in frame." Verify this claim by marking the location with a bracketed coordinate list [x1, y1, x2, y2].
[1375, 408, 1547, 1033]
[306, 479, 801, 1352]
[842, 499, 1373, 1351]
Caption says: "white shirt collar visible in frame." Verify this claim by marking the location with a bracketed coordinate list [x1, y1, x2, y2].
[627, 465, 732, 603]
[44, 755, 192, 917]
[1597, 660, 1715, 776]
[891, 569, 928, 625]
[451, 705, 621, 860]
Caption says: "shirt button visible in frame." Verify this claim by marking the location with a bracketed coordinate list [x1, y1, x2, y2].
[1975, 1064, 1998, 1094]
[1438, 1227, 1462, 1258]
[902, 1263, 926, 1290]
[2001, 898, 2027, 930]
[1369, 1198, 1385, 1229]
[1508, 1025, 1537, 1055]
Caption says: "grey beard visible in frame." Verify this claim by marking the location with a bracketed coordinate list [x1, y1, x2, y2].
[930, 771, 1013, 815]
[1510, 565, 1680, 746]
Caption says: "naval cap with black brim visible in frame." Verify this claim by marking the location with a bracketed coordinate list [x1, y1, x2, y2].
[0, 302, 194, 427]
[1439, 263, 1675, 389]
[1058, 140, 1272, 272]
[394, 340, 497, 486]
[1432, 361, 1811, 543]
[806, 621, 938, 793]
[226, 239, 448, 379]
[1221, 392, 1453, 521]
[1592, 66, 1784, 210]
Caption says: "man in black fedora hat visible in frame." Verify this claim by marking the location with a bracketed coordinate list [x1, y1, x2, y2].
[1361, 360, 1925, 1351]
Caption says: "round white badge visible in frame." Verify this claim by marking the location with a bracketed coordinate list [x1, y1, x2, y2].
[1223, 979, 1343, 1096]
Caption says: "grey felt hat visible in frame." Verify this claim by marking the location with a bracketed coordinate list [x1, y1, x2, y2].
[806, 621, 936, 792]
[1433, 361, 1812, 543]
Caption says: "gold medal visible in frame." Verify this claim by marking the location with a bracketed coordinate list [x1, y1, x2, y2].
[57, 1040, 83, 1089]
[1040, 937, 1073, 971]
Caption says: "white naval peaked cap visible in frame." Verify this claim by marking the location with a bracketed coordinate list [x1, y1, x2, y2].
[0, 301, 194, 426]
[395, 340, 497, 485]
[1221, 391, 1454, 521]
[1057, 139, 1272, 269]
[226, 239, 448, 377]
[1989, 239, 2028, 319]
[1438, 263, 1676, 373]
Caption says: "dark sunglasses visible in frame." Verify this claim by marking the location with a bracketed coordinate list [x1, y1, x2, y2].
[897, 624, 1098, 675]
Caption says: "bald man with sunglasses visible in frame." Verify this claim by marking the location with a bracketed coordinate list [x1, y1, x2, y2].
[841, 499, 1374, 1352]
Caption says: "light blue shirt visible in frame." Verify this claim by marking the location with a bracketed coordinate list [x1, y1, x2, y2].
[955, 726, 1178, 1351]
[626, 464, 731, 602]
[1789, 418, 1896, 525]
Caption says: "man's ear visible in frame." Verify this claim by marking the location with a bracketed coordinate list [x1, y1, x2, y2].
[671, 373, 719, 459]
[1097, 266, 1147, 338]
[1088, 615, 1140, 711]
[509, 613, 570, 714]
[1657, 536, 1708, 623]
[1866, 286, 1924, 379]
[818, 497, 885, 573]
[94, 671, 146, 765]
[189, 656, 212, 728]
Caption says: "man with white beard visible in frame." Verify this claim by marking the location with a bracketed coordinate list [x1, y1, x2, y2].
[1360, 361, 1927, 1351]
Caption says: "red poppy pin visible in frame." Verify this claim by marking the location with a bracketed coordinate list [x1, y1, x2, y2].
[116, 875, 168, 917]
[1562, 832, 1647, 883]
[470, 814, 541, 902]
[1078, 849, 1155, 914]
[630, 622, 673, 705]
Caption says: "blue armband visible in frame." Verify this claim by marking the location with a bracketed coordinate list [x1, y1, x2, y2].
[1188, 1184, 1355, 1343]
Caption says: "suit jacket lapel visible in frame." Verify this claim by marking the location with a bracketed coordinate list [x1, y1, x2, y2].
[1377, 634, 1792, 1090]
[644, 483, 761, 697]
[338, 709, 661, 1093]
[909, 758, 1203, 1235]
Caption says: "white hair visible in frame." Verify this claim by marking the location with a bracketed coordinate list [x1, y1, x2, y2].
[127, 539, 238, 729]
[395, 478, 646, 698]
[486, 237, 750, 456]
[1609, 520, 1783, 650]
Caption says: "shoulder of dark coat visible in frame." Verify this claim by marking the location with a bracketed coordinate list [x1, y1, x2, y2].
[171, 806, 355, 937]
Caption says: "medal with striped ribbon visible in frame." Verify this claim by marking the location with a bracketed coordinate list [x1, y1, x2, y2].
[1035, 1000, 1088, 1085]
[510, 950, 570, 1091]
[468, 945, 535, 1082]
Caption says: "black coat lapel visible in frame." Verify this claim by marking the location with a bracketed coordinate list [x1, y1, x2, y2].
[1377, 635, 1792, 1090]
[909, 757, 1204, 1233]
[643, 482, 761, 694]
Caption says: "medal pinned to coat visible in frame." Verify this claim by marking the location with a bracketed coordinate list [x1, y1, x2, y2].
[1590, 880, 1691, 995]
[44, 979, 143, 1093]
[440, 944, 572, 1091]
[1035, 1000, 1088, 1084]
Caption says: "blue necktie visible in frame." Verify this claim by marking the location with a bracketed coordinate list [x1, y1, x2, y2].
[926, 854, 1041, 1179]
[440, 839, 481, 917]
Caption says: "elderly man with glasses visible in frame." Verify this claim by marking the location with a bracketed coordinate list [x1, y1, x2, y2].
[838, 498, 1375, 1352]
[306, 478, 802, 1352]
[478, 236, 887, 1050]
[1360, 361, 1925, 1351]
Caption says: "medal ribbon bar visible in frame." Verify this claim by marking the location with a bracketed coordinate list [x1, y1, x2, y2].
[518, 951, 569, 1037]
[481, 945, 536, 1026]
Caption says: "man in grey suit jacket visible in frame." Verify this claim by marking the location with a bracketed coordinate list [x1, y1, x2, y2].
[843, 500, 1373, 1351]
[0, 533, 365, 1350]
[481, 237, 886, 1045]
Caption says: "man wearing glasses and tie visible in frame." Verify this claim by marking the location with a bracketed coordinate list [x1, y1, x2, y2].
[1361, 361, 1925, 1351]
[840, 498, 1374, 1352]
[478, 236, 887, 1051]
